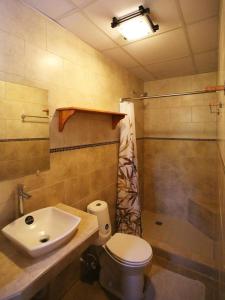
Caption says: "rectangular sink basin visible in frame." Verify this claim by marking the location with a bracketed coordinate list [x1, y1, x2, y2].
[1, 207, 81, 257]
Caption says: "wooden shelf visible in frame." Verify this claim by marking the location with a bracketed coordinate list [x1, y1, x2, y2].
[56, 107, 126, 132]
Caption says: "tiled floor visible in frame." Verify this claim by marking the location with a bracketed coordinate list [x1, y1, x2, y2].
[62, 264, 205, 300]
[142, 210, 216, 269]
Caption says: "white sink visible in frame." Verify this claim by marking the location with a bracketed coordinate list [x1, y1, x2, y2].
[1, 207, 81, 257]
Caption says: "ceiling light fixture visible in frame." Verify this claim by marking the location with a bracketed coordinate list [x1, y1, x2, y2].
[111, 5, 159, 42]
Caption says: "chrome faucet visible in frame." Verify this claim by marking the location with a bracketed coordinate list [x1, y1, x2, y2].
[17, 184, 32, 217]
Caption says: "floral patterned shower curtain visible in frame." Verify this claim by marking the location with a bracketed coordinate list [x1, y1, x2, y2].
[116, 101, 142, 236]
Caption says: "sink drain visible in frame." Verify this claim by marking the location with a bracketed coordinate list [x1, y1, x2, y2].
[39, 234, 50, 243]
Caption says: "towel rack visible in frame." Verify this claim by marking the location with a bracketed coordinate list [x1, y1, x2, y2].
[21, 114, 49, 121]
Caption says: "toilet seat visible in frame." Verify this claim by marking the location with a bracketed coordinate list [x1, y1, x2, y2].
[105, 233, 152, 267]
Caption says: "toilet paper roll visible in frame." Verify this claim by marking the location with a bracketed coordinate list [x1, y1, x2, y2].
[87, 200, 111, 244]
[87, 200, 108, 214]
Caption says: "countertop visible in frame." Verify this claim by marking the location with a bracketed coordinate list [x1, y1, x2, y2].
[0, 203, 99, 300]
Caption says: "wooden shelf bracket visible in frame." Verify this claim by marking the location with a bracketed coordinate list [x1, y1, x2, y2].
[58, 109, 76, 132]
[112, 114, 125, 129]
[56, 107, 126, 132]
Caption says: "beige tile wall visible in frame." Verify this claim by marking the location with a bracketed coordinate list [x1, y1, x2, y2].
[144, 72, 217, 139]
[143, 72, 218, 239]
[144, 139, 218, 236]
[0, 0, 144, 229]
[217, 0, 225, 297]
[0, 140, 50, 181]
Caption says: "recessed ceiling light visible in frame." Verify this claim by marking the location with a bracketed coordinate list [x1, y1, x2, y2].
[111, 5, 159, 42]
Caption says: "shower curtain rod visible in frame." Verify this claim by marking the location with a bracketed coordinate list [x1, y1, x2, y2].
[121, 84, 225, 102]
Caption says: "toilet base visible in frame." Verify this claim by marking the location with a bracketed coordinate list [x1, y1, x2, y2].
[99, 249, 149, 300]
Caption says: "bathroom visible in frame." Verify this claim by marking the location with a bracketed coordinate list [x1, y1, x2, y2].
[0, 0, 224, 299]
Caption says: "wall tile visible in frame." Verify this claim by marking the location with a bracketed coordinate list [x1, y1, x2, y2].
[143, 139, 218, 220]
[170, 107, 192, 123]
[46, 21, 85, 65]
[25, 44, 64, 86]
[0, 80, 5, 100]
[0, 120, 6, 139]
[0, 0, 46, 49]
[0, 30, 25, 76]
[192, 106, 216, 122]
[144, 73, 217, 139]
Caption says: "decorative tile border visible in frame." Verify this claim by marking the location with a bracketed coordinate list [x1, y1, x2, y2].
[0, 137, 49, 142]
[50, 140, 119, 153]
[49, 137, 217, 153]
[144, 137, 216, 142]
[136, 137, 145, 140]
[1, 137, 215, 143]
[1, 136, 215, 153]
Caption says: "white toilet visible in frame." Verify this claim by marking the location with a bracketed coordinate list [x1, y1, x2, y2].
[87, 200, 153, 300]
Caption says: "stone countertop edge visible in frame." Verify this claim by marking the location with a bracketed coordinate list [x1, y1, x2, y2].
[0, 203, 99, 300]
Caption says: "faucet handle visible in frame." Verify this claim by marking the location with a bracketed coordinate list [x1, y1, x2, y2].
[17, 184, 30, 196]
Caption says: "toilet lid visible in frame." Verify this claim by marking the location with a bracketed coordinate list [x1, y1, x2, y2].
[105, 233, 152, 264]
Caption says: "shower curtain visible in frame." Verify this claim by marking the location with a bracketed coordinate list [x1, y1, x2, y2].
[116, 101, 142, 236]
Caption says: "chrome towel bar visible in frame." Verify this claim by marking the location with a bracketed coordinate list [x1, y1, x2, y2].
[21, 114, 49, 121]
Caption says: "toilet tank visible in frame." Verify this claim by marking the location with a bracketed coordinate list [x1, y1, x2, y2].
[87, 200, 112, 245]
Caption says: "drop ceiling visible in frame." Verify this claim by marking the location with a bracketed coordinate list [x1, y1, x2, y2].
[22, 0, 219, 82]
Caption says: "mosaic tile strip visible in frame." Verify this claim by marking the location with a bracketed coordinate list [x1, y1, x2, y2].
[50, 137, 216, 153]
[144, 137, 216, 142]
[50, 140, 119, 153]
[0, 138, 49, 142]
[136, 137, 145, 140]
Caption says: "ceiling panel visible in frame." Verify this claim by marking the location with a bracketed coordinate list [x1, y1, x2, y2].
[102, 48, 139, 68]
[22, 0, 77, 19]
[71, 0, 97, 9]
[123, 28, 190, 65]
[194, 50, 218, 73]
[187, 16, 218, 53]
[59, 12, 117, 50]
[128, 66, 155, 81]
[83, 0, 182, 46]
[22, 0, 219, 82]
[179, 0, 219, 24]
[145, 0, 182, 32]
[146, 56, 195, 79]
